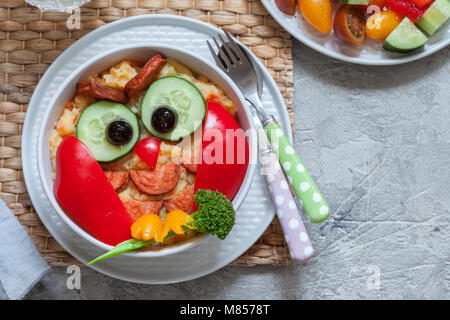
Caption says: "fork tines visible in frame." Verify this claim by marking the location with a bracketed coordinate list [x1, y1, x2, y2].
[207, 30, 247, 71]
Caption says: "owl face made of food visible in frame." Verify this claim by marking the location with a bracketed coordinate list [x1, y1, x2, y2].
[50, 55, 249, 246]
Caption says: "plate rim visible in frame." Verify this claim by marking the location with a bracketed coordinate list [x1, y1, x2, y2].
[261, 0, 450, 66]
[22, 14, 292, 284]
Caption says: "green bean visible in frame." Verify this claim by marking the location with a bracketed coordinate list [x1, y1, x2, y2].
[88, 231, 179, 265]
[88, 239, 154, 265]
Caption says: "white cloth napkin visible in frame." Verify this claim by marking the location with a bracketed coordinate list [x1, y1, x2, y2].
[0, 199, 50, 300]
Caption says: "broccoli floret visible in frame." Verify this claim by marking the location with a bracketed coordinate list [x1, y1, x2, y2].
[190, 189, 235, 240]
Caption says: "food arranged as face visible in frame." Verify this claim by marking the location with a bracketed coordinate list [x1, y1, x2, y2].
[274, 0, 450, 53]
[49, 54, 250, 261]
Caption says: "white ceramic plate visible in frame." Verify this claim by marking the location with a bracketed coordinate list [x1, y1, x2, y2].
[261, 0, 450, 65]
[22, 14, 292, 284]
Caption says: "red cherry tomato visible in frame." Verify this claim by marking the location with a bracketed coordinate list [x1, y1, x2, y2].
[54, 136, 133, 246]
[194, 101, 249, 201]
[333, 5, 366, 46]
[134, 137, 161, 170]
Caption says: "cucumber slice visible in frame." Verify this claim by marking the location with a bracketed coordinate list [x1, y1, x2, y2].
[141, 76, 206, 141]
[76, 100, 140, 162]
[416, 0, 450, 36]
[340, 0, 370, 4]
[384, 18, 428, 53]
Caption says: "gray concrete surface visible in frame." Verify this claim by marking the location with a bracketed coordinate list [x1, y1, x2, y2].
[25, 40, 450, 300]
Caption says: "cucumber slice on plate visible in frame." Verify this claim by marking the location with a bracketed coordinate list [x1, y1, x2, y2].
[141, 76, 206, 141]
[417, 0, 450, 36]
[339, 0, 369, 4]
[384, 18, 428, 53]
[76, 100, 140, 162]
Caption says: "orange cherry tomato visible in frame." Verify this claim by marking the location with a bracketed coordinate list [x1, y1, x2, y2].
[131, 214, 164, 242]
[298, 0, 332, 34]
[366, 10, 402, 39]
[367, 0, 387, 9]
[275, 0, 297, 16]
[333, 5, 366, 45]
[162, 210, 195, 239]
[364, 0, 387, 17]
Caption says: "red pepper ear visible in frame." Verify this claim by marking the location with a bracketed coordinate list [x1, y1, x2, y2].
[194, 101, 249, 201]
[54, 136, 133, 246]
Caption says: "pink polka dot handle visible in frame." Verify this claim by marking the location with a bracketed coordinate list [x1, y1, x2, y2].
[261, 151, 314, 263]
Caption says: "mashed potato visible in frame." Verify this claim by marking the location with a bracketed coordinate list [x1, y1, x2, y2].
[101, 60, 139, 90]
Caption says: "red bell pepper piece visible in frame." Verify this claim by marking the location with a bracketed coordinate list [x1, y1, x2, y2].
[134, 137, 161, 169]
[54, 136, 133, 246]
[410, 0, 433, 8]
[386, 0, 424, 22]
[194, 101, 249, 201]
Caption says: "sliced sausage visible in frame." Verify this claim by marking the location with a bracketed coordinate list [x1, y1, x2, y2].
[175, 151, 198, 174]
[164, 185, 195, 214]
[121, 199, 163, 221]
[181, 162, 197, 174]
[76, 79, 128, 104]
[125, 55, 166, 96]
[130, 162, 180, 195]
[104, 171, 129, 192]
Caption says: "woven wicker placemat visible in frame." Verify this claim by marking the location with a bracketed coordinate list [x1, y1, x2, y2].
[0, 0, 293, 267]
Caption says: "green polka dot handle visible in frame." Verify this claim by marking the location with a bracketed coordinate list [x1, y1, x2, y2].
[264, 122, 330, 223]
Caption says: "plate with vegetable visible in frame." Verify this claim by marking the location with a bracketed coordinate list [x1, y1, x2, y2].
[262, 0, 450, 65]
[23, 15, 292, 284]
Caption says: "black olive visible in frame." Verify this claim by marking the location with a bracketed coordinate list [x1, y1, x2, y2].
[151, 106, 178, 133]
[106, 120, 133, 146]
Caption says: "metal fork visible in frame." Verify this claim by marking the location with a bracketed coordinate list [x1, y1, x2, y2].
[207, 31, 330, 224]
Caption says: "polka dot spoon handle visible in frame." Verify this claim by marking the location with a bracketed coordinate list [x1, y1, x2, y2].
[261, 151, 314, 263]
[264, 122, 330, 223]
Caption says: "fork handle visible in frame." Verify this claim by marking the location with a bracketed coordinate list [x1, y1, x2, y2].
[264, 121, 330, 223]
[261, 151, 314, 263]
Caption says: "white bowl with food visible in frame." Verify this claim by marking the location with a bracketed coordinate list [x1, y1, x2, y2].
[37, 44, 257, 260]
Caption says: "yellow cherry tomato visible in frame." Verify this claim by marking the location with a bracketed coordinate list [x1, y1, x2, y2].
[365, 11, 402, 40]
[298, 0, 332, 34]
[162, 210, 195, 239]
[131, 214, 164, 242]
